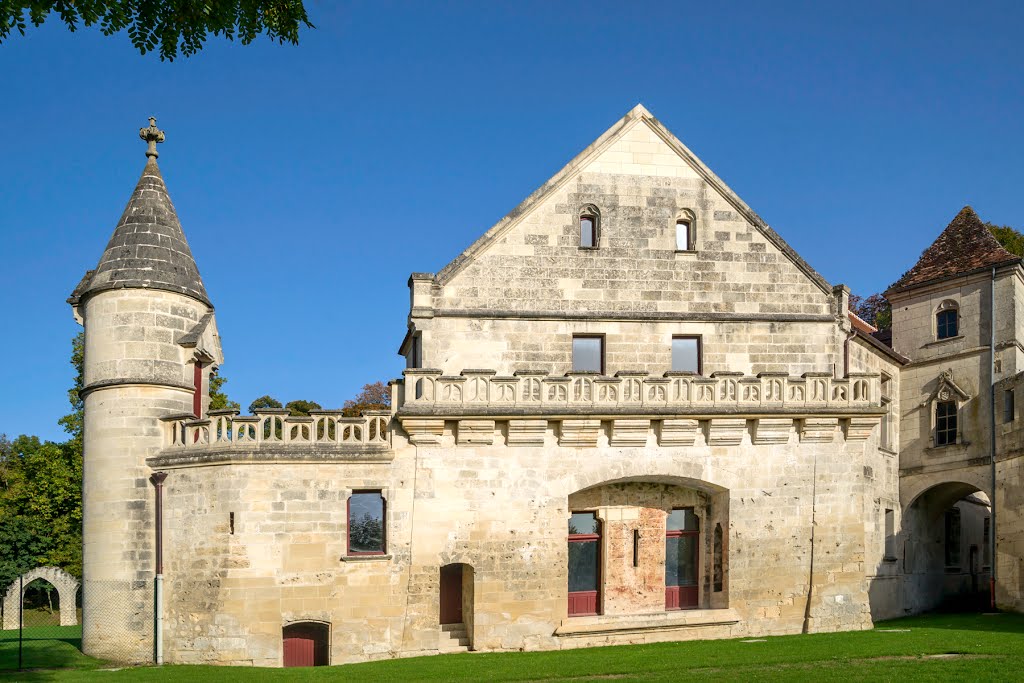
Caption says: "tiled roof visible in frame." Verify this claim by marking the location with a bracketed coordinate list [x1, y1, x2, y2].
[848, 312, 877, 334]
[887, 206, 1020, 292]
[69, 158, 210, 307]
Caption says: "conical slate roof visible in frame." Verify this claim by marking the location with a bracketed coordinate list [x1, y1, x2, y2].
[70, 157, 210, 307]
[887, 206, 1020, 293]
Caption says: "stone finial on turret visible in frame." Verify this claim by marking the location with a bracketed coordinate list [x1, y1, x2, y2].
[139, 116, 165, 159]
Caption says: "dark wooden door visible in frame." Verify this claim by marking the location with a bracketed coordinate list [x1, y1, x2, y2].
[440, 564, 464, 624]
[283, 623, 328, 667]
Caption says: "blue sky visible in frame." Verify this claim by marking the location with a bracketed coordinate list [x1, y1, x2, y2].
[2, 1, 1022, 441]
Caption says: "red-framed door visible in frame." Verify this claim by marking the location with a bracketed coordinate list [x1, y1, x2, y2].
[666, 508, 699, 610]
[282, 623, 329, 667]
[568, 512, 601, 616]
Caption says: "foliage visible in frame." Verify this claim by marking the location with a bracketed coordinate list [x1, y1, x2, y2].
[347, 513, 383, 553]
[284, 400, 321, 417]
[208, 372, 240, 411]
[0, 1, 314, 61]
[849, 293, 891, 331]
[342, 381, 392, 417]
[56, 333, 84, 444]
[247, 395, 283, 414]
[988, 221, 1024, 258]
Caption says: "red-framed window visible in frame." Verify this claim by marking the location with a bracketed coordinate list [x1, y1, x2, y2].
[665, 508, 699, 610]
[568, 511, 601, 616]
[192, 361, 203, 417]
[347, 491, 386, 555]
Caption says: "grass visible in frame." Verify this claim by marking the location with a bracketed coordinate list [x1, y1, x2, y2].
[2, 612, 1024, 681]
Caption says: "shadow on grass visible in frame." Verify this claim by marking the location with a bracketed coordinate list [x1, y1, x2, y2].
[876, 610, 1024, 635]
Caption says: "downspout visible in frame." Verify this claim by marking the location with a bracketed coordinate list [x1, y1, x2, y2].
[990, 267, 998, 609]
[150, 471, 168, 665]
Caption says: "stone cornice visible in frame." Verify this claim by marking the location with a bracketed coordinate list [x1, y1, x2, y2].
[147, 445, 394, 469]
[417, 308, 835, 324]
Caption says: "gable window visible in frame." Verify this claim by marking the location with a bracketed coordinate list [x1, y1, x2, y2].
[665, 508, 699, 610]
[936, 301, 959, 340]
[568, 512, 601, 616]
[579, 206, 600, 249]
[675, 210, 696, 251]
[572, 335, 604, 373]
[671, 336, 701, 374]
[347, 491, 386, 555]
[935, 400, 958, 446]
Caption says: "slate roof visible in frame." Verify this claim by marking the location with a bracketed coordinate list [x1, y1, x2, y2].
[69, 158, 210, 307]
[887, 206, 1020, 293]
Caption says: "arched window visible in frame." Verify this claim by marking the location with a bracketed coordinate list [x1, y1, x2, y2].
[579, 205, 600, 249]
[675, 209, 696, 251]
[936, 300, 959, 340]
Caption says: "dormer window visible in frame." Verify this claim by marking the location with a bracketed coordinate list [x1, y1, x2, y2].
[675, 209, 696, 252]
[936, 300, 959, 340]
[579, 205, 600, 249]
[935, 400, 958, 446]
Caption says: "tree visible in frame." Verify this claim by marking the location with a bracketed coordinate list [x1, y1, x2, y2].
[57, 332, 84, 444]
[248, 395, 283, 414]
[850, 293, 891, 331]
[342, 381, 391, 417]
[988, 222, 1024, 258]
[285, 399, 322, 416]
[0, 1, 314, 61]
[209, 371, 241, 411]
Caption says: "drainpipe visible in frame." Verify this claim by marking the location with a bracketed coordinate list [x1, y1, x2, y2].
[990, 268, 998, 609]
[150, 471, 168, 664]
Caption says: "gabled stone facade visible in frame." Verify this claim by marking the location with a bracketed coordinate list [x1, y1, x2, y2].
[71, 108, 1022, 667]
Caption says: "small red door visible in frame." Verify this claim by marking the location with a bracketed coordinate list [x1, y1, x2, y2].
[440, 564, 464, 624]
[283, 623, 328, 667]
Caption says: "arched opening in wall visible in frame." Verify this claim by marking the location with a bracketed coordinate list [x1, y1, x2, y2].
[282, 621, 329, 667]
[566, 477, 729, 618]
[22, 578, 60, 627]
[903, 482, 991, 614]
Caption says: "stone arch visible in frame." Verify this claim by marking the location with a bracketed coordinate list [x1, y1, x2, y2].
[901, 480, 991, 615]
[2, 566, 80, 629]
[565, 473, 730, 616]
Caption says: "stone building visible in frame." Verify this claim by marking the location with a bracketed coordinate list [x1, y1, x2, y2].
[67, 106, 1019, 666]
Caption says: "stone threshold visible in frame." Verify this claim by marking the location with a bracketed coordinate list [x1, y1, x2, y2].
[554, 608, 739, 637]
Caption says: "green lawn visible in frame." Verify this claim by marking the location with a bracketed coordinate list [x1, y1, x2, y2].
[3, 612, 1024, 681]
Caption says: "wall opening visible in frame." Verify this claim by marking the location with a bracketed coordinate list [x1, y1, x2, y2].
[282, 622, 329, 667]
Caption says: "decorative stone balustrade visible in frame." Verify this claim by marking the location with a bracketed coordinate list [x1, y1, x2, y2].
[161, 409, 391, 450]
[399, 369, 880, 414]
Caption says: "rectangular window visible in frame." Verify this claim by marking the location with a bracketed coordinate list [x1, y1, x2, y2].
[347, 491, 386, 555]
[572, 336, 604, 373]
[408, 333, 422, 369]
[671, 336, 701, 374]
[884, 508, 895, 559]
[937, 309, 958, 339]
[665, 508, 699, 610]
[944, 508, 961, 568]
[192, 362, 203, 417]
[935, 400, 957, 446]
[676, 220, 691, 251]
[1005, 389, 1015, 423]
[568, 512, 601, 616]
[881, 398, 892, 450]
[983, 517, 991, 568]
[580, 216, 596, 248]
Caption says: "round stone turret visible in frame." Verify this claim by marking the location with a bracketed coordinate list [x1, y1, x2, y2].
[69, 120, 222, 662]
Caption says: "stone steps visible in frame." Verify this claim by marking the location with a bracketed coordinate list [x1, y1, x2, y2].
[440, 623, 470, 652]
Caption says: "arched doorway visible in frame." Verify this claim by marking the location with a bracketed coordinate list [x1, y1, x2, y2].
[903, 482, 991, 614]
[282, 621, 329, 667]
